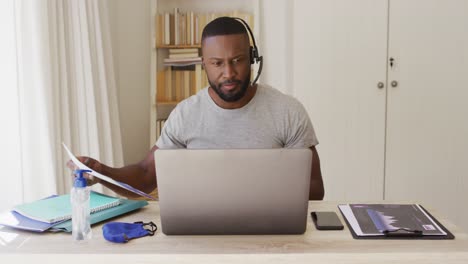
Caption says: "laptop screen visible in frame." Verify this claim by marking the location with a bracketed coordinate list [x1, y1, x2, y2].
[154, 148, 312, 235]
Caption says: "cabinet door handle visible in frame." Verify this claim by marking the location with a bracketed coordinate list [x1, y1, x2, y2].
[377, 82, 384, 89]
[391, 80, 398, 87]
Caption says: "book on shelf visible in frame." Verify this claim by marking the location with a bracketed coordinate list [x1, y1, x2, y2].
[156, 120, 161, 139]
[168, 53, 199, 59]
[179, 11, 186, 45]
[174, 70, 182, 101]
[169, 48, 199, 54]
[163, 57, 202, 66]
[13, 191, 121, 224]
[189, 11, 194, 45]
[184, 70, 190, 100]
[164, 13, 170, 45]
[156, 70, 166, 102]
[174, 7, 179, 45]
[156, 119, 167, 139]
[156, 14, 163, 47]
[165, 66, 173, 101]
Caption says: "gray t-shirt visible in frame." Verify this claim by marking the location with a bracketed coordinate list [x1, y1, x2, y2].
[156, 84, 318, 149]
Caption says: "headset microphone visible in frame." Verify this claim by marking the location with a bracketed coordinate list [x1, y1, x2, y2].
[233, 17, 263, 86]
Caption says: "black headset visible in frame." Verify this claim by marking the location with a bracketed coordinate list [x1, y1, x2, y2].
[233, 17, 263, 86]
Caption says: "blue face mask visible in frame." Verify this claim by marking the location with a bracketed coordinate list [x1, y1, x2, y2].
[102, 221, 157, 243]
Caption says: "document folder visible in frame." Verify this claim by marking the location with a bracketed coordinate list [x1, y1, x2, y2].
[338, 204, 455, 240]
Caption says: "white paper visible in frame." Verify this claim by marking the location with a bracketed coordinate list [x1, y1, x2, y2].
[338, 204, 373, 236]
[63, 143, 156, 200]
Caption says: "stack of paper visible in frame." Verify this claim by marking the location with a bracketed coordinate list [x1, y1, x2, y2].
[0, 193, 148, 232]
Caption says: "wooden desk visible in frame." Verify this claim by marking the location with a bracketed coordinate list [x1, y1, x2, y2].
[1, 201, 468, 263]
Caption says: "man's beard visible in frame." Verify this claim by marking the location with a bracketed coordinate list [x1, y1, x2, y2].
[208, 72, 251, 102]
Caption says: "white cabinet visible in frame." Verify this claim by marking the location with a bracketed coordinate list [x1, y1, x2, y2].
[293, 0, 389, 201]
[385, 0, 468, 230]
[293, 0, 468, 230]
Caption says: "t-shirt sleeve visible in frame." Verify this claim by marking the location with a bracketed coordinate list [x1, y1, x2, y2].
[284, 98, 319, 148]
[155, 105, 186, 149]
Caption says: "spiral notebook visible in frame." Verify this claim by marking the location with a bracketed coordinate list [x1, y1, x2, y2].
[51, 198, 149, 232]
[13, 191, 121, 223]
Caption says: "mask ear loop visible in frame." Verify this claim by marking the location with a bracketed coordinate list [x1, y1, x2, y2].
[134, 221, 158, 236]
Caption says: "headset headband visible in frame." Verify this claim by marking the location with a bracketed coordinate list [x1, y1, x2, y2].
[233, 17, 263, 86]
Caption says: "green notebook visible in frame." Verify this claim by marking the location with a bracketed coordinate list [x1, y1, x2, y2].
[13, 191, 121, 223]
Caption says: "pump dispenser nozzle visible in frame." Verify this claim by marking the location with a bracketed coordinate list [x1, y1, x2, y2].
[74, 169, 91, 188]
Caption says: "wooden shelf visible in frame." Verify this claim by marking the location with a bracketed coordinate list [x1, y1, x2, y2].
[157, 101, 180, 105]
[156, 102, 178, 120]
[156, 45, 201, 49]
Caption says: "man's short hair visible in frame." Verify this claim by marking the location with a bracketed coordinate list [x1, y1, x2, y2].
[201, 17, 248, 43]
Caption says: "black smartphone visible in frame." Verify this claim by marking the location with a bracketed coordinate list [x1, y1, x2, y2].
[311, 211, 344, 230]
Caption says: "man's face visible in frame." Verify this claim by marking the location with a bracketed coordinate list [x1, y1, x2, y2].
[202, 34, 251, 102]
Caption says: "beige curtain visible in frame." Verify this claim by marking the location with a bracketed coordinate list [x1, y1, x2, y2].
[10, 0, 123, 204]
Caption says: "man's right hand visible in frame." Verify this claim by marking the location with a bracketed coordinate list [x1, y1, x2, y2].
[66, 156, 102, 186]
[63, 145, 158, 197]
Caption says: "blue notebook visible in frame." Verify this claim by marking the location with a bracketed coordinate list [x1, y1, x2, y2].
[0, 210, 66, 232]
[0, 195, 65, 232]
[13, 191, 121, 223]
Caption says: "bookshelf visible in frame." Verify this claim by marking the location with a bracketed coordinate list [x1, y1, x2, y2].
[150, 0, 259, 145]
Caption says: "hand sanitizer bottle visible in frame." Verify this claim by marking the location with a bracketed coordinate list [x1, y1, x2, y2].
[71, 169, 92, 241]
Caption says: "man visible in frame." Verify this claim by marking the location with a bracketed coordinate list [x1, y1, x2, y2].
[69, 17, 324, 200]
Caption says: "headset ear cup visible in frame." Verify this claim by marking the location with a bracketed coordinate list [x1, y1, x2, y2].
[250, 46, 255, 64]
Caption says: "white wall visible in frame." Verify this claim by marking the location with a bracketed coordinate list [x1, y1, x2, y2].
[258, 0, 292, 95]
[108, 0, 151, 165]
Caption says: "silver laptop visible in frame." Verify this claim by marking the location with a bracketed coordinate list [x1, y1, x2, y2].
[154, 148, 312, 235]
